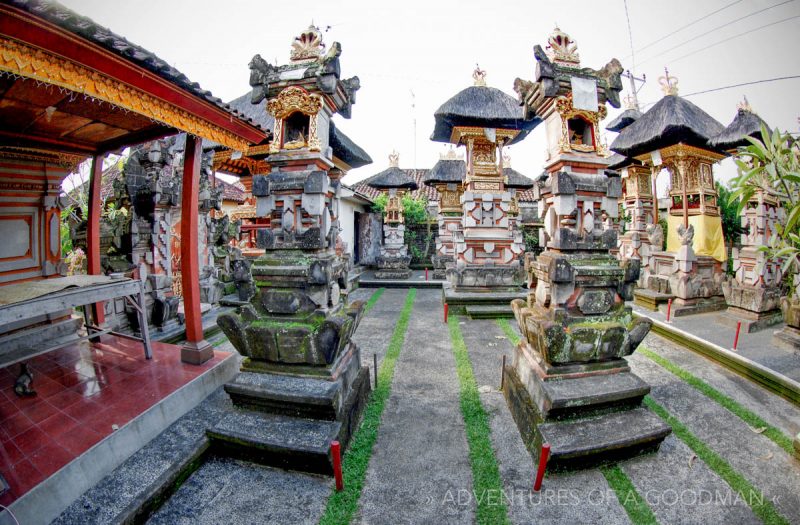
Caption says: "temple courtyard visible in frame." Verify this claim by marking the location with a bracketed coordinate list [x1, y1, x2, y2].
[38, 287, 800, 525]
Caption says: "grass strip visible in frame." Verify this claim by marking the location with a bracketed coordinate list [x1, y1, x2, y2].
[319, 288, 416, 525]
[644, 396, 789, 525]
[362, 287, 385, 314]
[449, 315, 511, 525]
[496, 318, 521, 346]
[640, 347, 794, 455]
[600, 464, 659, 525]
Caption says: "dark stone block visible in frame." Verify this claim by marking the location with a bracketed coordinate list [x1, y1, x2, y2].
[256, 229, 274, 249]
[552, 171, 576, 195]
[303, 171, 329, 194]
[252, 175, 270, 196]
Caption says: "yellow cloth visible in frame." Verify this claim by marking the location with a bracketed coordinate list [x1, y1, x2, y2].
[666, 214, 726, 262]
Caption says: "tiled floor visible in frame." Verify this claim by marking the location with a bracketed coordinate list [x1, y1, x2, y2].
[0, 335, 228, 506]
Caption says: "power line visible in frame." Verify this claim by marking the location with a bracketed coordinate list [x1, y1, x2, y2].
[637, 0, 796, 66]
[623, 0, 636, 72]
[681, 75, 800, 97]
[668, 14, 800, 64]
[623, 0, 744, 59]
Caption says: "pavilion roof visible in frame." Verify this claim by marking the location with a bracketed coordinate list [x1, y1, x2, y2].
[606, 108, 642, 133]
[366, 166, 419, 190]
[424, 159, 465, 185]
[709, 108, 770, 151]
[431, 85, 537, 144]
[610, 95, 725, 158]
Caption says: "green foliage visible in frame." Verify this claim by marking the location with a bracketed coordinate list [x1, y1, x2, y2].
[716, 182, 743, 244]
[371, 194, 388, 214]
[644, 396, 790, 525]
[400, 194, 430, 225]
[599, 465, 658, 525]
[657, 218, 668, 250]
[522, 225, 541, 255]
[448, 316, 510, 525]
[730, 125, 800, 277]
[640, 347, 794, 454]
[363, 287, 385, 314]
[319, 289, 416, 525]
[496, 319, 521, 346]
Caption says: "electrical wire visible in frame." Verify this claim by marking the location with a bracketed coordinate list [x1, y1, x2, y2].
[637, 0, 797, 66]
[623, 0, 636, 72]
[680, 75, 800, 97]
[668, 14, 800, 64]
[622, 0, 744, 58]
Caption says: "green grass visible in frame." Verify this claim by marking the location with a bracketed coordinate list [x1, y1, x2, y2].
[448, 316, 511, 525]
[600, 464, 659, 525]
[639, 347, 794, 455]
[496, 318, 521, 346]
[362, 287, 385, 314]
[318, 288, 416, 525]
[644, 396, 790, 525]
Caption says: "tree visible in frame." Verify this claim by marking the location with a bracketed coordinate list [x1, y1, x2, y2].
[729, 125, 800, 283]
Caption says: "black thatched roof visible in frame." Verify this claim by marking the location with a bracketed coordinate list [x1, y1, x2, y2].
[610, 95, 725, 157]
[607, 153, 643, 170]
[709, 108, 770, 151]
[431, 86, 540, 144]
[503, 167, 534, 189]
[606, 108, 642, 132]
[424, 159, 465, 185]
[366, 167, 418, 190]
[8, 0, 266, 131]
[330, 122, 372, 169]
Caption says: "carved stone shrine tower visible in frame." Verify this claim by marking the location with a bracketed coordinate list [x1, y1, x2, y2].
[506, 28, 670, 469]
[214, 26, 371, 474]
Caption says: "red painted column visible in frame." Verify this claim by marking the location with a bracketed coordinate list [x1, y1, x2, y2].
[180, 136, 213, 364]
[87, 154, 106, 326]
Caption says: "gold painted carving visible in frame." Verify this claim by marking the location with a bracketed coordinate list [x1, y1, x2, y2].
[473, 181, 501, 191]
[266, 86, 323, 153]
[229, 204, 257, 221]
[0, 37, 251, 151]
[291, 25, 325, 62]
[554, 94, 606, 153]
[439, 188, 463, 213]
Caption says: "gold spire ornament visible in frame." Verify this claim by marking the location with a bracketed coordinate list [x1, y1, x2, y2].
[659, 67, 679, 96]
[737, 95, 753, 113]
[290, 25, 325, 62]
[473, 65, 487, 86]
[388, 150, 400, 167]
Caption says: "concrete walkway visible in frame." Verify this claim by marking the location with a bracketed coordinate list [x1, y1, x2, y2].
[355, 288, 475, 524]
[632, 303, 800, 383]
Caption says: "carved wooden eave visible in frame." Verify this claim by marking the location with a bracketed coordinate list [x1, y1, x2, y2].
[0, 4, 267, 153]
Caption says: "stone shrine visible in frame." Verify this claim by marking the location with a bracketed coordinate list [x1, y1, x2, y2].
[611, 72, 728, 316]
[424, 148, 466, 280]
[710, 103, 785, 333]
[506, 28, 670, 468]
[431, 67, 539, 314]
[368, 152, 418, 280]
[214, 25, 371, 474]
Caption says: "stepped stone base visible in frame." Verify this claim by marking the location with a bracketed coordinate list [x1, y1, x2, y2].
[374, 268, 412, 280]
[633, 289, 673, 312]
[671, 296, 727, 317]
[716, 308, 784, 334]
[443, 283, 526, 315]
[465, 305, 514, 319]
[503, 343, 670, 470]
[773, 325, 800, 353]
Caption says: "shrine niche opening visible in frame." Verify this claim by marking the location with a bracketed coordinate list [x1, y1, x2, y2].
[568, 115, 594, 148]
[283, 111, 309, 149]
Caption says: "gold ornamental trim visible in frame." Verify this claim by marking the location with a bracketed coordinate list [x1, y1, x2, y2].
[0, 37, 251, 151]
[554, 94, 606, 154]
[229, 204, 257, 221]
[0, 146, 84, 171]
[266, 86, 323, 119]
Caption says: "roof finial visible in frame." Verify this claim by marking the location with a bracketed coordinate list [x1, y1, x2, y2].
[440, 145, 463, 160]
[290, 24, 325, 62]
[388, 150, 400, 167]
[502, 151, 512, 168]
[659, 67, 679, 96]
[545, 26, 580, 67]
[473, 64, 487, 86]
[737, 95, 753, 113]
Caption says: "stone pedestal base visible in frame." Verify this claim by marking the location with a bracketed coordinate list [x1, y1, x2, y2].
[208, 341, 371, 475]
[671, 295, 727, 317]
[773, 325, 800, 353]
[181, 339, 214, 365]
[716, 308, 784, 333]
[633, 288, 674, 312]
[503, 342, 670, 470]
[374, 268, 412, 280]
[446, 264, 524, 291]
[442, 282, 526, 316]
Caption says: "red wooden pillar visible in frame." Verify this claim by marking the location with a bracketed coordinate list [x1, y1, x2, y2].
[87, 154, 106, 326]
[180, 135, 213, 364]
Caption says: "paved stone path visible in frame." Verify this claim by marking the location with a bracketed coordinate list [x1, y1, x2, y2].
[351, 288, 408, 388]
[633, 304, 800, 383]
[355, 288, 475, 524]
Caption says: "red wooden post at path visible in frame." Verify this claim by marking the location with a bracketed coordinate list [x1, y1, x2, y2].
[666, 298, 672, 323]
[733, 321, 742, 351]
[180, 136, 213, 365]
[86, 154, 106, 326]
[331, 440, 343, 491]
[533, 443, 551, 492]
[444, 303, 449, 324]
[425, 268, 428, 281]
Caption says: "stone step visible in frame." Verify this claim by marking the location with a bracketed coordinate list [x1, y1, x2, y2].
[465, 304, 514, 319]
[539, 407, 671, 470]
[444, 289, 527, 306]
[541, 371, 650, 419]
[633, 289, 674, 312]
[207, 410, 341, 475]
[224, 371, 342, 420]
[358, 278, 442, 289]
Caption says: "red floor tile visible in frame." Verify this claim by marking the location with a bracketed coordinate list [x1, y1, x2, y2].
[44, 387, 85, 409]
[12, 425, 50, 457]
[2, 458, 43, 499]
[0, 439, 24, 466]
[57, 426, 103, 456]
[38, 412, 79, 440]
[2, 412, 35, 439]
[18, 399, 58, 424]
[28, 442, 74, 477]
